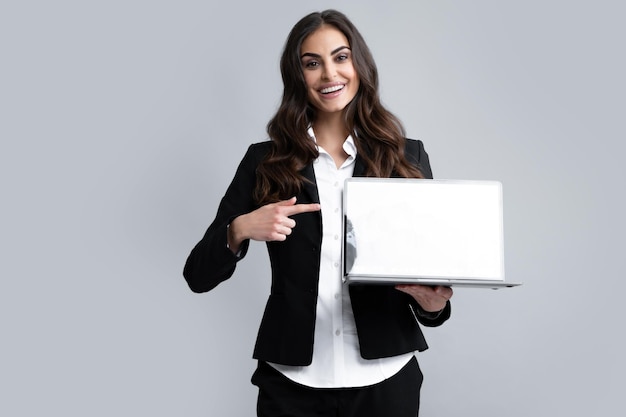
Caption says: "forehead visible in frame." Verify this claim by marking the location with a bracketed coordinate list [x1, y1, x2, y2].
[300, 25, 350, 54]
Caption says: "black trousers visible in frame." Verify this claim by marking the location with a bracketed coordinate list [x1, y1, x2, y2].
[251, 357, 423, 417]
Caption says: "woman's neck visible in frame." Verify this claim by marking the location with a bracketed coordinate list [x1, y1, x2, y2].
[312, 113, 350, 168]
[312, 112, 349, 149]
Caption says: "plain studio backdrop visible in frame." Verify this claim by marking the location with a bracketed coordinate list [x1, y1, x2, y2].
[1, 1, 624, 416]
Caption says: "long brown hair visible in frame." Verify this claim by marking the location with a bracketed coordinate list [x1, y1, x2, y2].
[255, 9, 423, 205]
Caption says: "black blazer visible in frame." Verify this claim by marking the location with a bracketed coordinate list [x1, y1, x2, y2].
[183, 138, 451, 366]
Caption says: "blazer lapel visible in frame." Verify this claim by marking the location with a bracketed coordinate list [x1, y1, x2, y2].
[299, 164, 320, 203]
[353, 154, 367, 177]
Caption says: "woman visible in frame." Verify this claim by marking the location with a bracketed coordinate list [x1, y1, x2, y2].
[184, 9, 453, 417]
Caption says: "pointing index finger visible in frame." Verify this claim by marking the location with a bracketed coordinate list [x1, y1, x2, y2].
[283, 202, 321, 217]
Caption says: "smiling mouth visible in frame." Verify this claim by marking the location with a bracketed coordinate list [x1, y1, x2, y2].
[319, 84, 345, 94]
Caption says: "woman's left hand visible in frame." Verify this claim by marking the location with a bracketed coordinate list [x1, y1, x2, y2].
[395, 284, 453, 312]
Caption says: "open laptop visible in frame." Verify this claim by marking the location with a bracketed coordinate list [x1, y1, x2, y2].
[342, 178, 521, 289]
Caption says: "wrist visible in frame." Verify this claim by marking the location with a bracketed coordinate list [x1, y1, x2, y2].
[227, 216, 247, 250]
[226, 223, 239, 254]
[230, 216, 245, 240]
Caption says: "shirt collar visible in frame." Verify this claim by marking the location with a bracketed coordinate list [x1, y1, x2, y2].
[307, 126, 357, 159]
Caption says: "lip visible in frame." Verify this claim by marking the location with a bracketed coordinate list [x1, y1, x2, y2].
[317, 82, 346, 99]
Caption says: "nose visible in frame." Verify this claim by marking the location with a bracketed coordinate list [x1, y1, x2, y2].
[322, 62, 337, 80]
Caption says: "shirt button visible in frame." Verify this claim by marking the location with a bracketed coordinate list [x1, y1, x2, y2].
[334, 207, 339, 213]
[334, 181, 339, 187]
[334, 293, 340, 300]
[335, 329, 341, 336]
[334, 262, 339, 268]
[334, 235, 339, 240]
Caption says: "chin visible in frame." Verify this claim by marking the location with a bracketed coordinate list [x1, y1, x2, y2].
[317, 101, 351, 115]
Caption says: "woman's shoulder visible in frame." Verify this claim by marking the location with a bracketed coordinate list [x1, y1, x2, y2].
[404, 137, 425, 147]
[226, 141, 273, 174]
[238, 140, 273, 163]
[403, 138, 432, 178]
[250, 140, 273, 148]
[403, 138, 427, 156]
[247, 140, 273, 153]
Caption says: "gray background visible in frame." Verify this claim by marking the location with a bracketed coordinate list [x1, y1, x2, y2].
[1, 0, 624, 416]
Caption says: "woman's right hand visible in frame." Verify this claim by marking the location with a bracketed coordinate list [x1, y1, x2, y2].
[227, 197, 321, 253]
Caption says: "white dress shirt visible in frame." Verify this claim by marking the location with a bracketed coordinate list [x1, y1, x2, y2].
[269, 128, 414, 388]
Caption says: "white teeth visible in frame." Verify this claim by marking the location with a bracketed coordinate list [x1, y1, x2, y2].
[320, 85, 344, 94]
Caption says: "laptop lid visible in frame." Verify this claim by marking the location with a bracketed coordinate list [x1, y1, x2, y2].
[342, 178, 520, 288]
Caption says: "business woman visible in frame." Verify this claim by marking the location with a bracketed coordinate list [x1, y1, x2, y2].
[183, 9, 453, 417]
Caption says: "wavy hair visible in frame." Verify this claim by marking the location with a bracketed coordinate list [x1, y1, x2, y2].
[254, 9, 423, 205]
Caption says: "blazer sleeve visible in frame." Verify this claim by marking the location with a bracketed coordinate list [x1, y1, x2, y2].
[182, 143, 267, 293]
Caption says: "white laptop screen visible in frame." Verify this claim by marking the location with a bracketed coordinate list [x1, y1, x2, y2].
[343, 178, 505, 281]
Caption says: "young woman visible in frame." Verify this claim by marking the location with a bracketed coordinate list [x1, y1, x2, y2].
[184, 9, 453, 417]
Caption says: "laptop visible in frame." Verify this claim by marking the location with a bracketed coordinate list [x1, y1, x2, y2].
[342, 178, 521, 289]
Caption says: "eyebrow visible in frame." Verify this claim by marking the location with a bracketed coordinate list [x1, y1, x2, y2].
[300, 46, 351, 59]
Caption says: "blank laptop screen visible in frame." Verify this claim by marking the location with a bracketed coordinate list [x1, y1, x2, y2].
[343, 178, 505, 281]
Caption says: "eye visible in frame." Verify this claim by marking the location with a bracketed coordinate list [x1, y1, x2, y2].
[336, 53, 350, 62]
[303, 60, 319, 69]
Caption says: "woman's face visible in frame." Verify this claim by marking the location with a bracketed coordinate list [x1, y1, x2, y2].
[300, 25, 360, 116]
